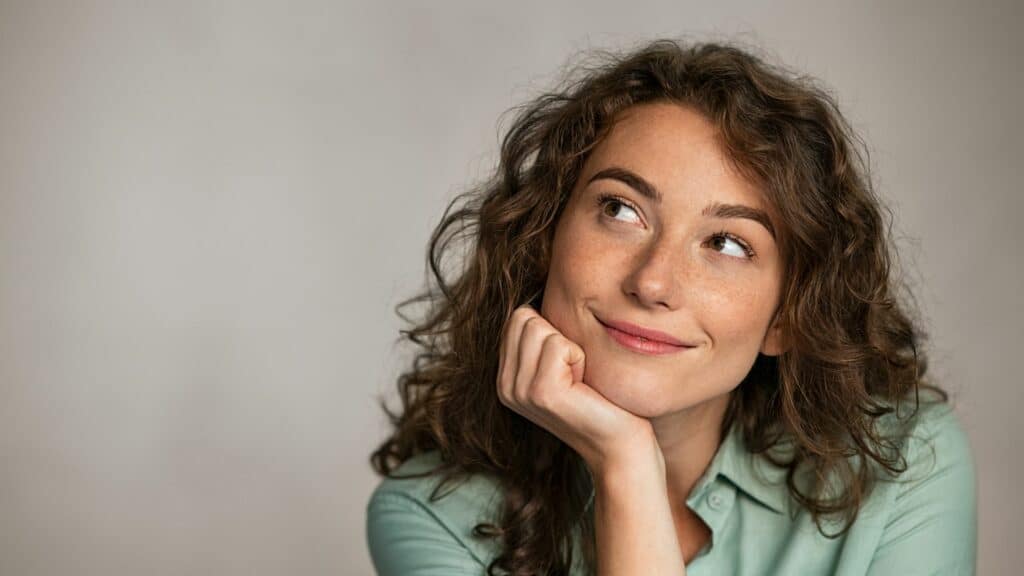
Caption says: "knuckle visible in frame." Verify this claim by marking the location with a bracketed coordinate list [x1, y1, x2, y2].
[503, 308, 524, 333]
[512, 386, 528, 406]
[541, 331, 564, 350]
[512, 305, 534, 321]
[521, 315, 541, 330]
[510, 375, 528, 402]
[522, 316, 550, 339]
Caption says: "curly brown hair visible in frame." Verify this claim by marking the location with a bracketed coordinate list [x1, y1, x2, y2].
[369, 37, 947, 576]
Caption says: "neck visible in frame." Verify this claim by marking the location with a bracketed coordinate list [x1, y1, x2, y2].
[650, 391, 732, 505]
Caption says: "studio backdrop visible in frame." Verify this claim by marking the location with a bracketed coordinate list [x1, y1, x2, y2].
[0, 1, 1019, 574]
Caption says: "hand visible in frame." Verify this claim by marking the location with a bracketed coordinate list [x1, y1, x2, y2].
[496, 304, 659, 474]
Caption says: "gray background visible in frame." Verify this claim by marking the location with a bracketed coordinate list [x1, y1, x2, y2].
[1, 1, 1019, 574]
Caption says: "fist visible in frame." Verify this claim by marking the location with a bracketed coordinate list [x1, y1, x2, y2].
[496, 304, 656, 473]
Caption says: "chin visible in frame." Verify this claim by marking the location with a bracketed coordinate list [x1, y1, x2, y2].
[583, 360, 689, 418]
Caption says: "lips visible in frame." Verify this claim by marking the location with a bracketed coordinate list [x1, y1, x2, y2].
[596, 317, 695, 347]
[595, 315, 698, 356]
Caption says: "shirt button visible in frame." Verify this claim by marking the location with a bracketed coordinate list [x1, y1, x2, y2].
[708, 492, 724, 510]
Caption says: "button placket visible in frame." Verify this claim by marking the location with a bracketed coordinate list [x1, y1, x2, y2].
[691, 483, 734, 541]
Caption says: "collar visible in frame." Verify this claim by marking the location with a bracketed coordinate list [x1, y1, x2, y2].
[690, 419, 791, 515]
[581, 420, 793, 516]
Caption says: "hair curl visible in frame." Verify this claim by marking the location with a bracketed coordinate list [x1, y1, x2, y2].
[370, 37, 947, 576]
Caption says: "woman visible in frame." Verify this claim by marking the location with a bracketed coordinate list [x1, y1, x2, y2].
[365, 39, 976, 575]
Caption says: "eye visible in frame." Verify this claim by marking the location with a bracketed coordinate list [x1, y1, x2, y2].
[596, 193, 642, 225]
[595, 193, 756, 261]
[706, 230, 756, 260]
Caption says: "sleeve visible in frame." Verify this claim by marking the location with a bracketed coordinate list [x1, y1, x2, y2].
[865, 405, 978, 576]
[366, 491, 486, 576]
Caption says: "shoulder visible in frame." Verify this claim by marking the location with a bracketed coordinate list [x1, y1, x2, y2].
[865, 392, 977, 574]
[883, 392, 974, 486]
[366, 451, 506, 574]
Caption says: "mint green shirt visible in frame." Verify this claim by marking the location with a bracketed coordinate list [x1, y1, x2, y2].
[366, 399, 976, 575]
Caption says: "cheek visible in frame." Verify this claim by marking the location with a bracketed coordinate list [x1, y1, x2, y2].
[542, 259, 603, 339]
[543, 222, 612, 312]
[698, 275, 776, 345]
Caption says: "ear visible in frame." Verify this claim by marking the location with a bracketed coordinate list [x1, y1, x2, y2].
[760, 309, 789, 357]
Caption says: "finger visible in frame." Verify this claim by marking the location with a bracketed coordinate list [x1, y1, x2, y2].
[533, 333, 586, 407]
[514, 313, 555, 405]
[565, 336, 586, 384]
[498, 304, 538, 405]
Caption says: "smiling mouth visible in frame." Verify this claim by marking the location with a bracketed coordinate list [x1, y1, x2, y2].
[596, 318, 695, 356]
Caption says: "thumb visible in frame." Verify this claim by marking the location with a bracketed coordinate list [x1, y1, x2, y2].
[565, 340, 585, 384]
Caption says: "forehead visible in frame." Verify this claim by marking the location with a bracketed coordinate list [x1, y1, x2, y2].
[581, 102, 768, 212]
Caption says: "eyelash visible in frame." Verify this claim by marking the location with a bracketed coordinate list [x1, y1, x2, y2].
[595, 193, 757, 260]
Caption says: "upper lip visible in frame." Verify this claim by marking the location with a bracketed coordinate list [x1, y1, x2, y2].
[596, 316, 696, 347]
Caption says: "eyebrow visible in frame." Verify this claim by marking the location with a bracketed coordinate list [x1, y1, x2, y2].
[586, 166, 776, 239]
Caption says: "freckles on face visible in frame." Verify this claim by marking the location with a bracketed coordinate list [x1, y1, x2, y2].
[539, 102, 784, 418]
[694, 270, 777, 346]
[538, 211, 601, 342]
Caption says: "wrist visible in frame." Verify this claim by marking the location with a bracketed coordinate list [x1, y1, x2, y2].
[588, 433, 665, 492]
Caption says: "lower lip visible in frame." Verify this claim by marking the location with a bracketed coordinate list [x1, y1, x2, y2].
[600, 322, 694, 355]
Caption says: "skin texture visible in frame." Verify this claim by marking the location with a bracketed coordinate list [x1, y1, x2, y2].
[498, 305, 683, 573]
[383, 42, 953, 573]
[497, 101, 789, 571]
[531, 101, 787, 568]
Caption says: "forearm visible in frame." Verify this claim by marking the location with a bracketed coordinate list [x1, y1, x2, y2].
[591, 448, 686, 576]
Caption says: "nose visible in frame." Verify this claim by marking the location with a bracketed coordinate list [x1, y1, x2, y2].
[622, 236, 684, 310]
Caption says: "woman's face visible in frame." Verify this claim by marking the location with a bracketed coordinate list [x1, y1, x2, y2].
[540, 102, 786, 419]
